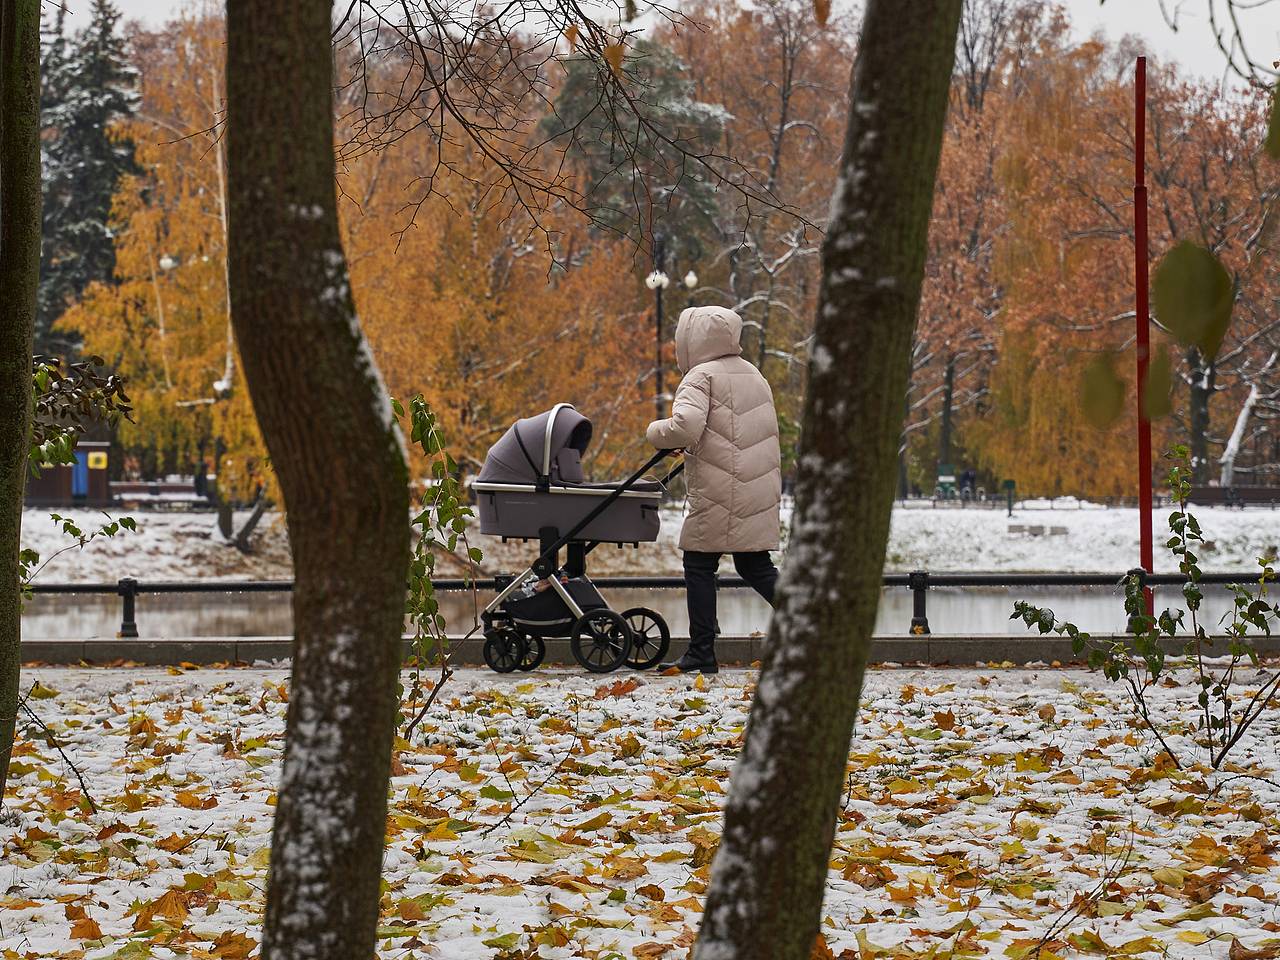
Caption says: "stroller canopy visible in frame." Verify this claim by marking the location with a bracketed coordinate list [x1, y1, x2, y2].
[478, 403, 593, 485]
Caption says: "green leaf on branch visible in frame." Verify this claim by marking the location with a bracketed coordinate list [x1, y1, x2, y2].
[1080, 352, 1126, 429]
[1153, 241, 1234, 362]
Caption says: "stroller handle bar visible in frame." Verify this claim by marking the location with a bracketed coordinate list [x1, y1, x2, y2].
[525, 448, 681, 576]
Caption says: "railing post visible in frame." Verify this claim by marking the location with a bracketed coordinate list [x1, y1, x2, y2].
[117, 577, 138, 638]
[908, 570, 931, 635]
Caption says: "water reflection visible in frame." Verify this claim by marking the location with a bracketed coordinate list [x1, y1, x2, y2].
[20, 583, 1245, 639]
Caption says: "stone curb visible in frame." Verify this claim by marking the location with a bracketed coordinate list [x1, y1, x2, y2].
[23, 634, 1280, 667]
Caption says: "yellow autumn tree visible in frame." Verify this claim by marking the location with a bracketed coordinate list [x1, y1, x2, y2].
[62, 10, 265, 497]
[69, 9, 658, 493]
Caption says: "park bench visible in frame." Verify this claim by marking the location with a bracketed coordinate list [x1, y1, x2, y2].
[1190, 485, 1280, 508]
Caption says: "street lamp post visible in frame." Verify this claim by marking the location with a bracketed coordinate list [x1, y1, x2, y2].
[682, 269, 698, 310]
[646, 236, 670, 421]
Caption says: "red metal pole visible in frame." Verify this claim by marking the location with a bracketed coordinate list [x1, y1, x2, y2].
[1135, 57, 1155, 613]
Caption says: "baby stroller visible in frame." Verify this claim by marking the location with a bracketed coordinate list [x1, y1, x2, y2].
[472, 403, 681, 673]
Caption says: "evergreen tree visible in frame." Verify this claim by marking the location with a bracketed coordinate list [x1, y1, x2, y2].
[542, 40, 725, 260]
[37, 0, 137, 355]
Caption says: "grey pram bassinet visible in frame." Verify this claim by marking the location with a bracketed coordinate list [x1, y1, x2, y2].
[473, 403, 661, 543]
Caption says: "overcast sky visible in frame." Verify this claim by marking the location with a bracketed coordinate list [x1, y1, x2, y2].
[61, 0, 1280, 87]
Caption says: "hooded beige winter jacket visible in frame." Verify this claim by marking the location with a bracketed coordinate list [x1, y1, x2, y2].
[646, 306, 782, 553]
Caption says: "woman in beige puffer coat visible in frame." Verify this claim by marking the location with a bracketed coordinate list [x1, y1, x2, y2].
[646, 305, 782, 673]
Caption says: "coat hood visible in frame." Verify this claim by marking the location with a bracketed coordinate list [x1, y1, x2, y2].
[675, 306, 744, 372]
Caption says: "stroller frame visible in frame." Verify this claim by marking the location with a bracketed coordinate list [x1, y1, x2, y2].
[480, 448, 683, 673]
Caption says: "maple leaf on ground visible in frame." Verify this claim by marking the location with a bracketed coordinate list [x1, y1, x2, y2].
[133, 888, 190, 929]
[595, 678, 640, 699]
[633, 943, 671, 958]
[399, 899, 427, 921]
[175, 790, 217, 810]
[210, 930, 257, 959]
[70, 916, 103, 940]
[1231, 940, 1280, 960]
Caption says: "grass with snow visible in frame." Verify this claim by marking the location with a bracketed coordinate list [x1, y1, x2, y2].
[22, 501, 1280, 585]
[4, 665, 1280, 958]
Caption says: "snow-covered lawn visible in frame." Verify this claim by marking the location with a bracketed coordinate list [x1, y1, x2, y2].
[25, 501, 1280, 584]
[884, 504, 1280, 574]
[20, 509, 292, 583]
[5, 666, 1280, 958]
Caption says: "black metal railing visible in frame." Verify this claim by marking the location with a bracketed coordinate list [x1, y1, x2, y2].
[25, 569, 1262, 639]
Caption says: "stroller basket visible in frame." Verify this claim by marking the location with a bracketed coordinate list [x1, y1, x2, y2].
[505, 577, 607, 637]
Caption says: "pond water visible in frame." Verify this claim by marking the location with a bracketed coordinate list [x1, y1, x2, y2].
[20, 582, 1245, 639]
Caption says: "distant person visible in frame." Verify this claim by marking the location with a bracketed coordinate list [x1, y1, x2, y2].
[646, 306, 782, 674]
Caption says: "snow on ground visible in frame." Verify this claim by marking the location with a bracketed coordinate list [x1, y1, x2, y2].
[885, 503, 1280, 573]
[4, 665, 1280, 958]
[20, 509, 292, 584]
[23, 500, 1280, 583]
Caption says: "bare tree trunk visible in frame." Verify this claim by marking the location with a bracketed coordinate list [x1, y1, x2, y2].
[939, 351, 956, 467]
[693, 4, 962, 958]
[1219, 382, 1257, 488]
[0, 0, 41, 805]
[1218, 351, 1277, 488]
[1188, 348, 1215, 484]
[224, 3, 409, 957]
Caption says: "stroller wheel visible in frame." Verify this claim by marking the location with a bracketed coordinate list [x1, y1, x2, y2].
[517, 635, 546, 671]
[569, 610, 633, 674]
[483, 630, 525, 674]
[621, 607, 670, 670]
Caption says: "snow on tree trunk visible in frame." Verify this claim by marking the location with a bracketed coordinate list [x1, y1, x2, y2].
[1221, 382, 1261, 487]
[0, 0, 41, 807]
[693, 3, 962, 959]
[1219, 351, 1276, 488]
[224, 3, 409, 957]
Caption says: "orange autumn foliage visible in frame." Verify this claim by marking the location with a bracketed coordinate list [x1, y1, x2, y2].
[70, 11, 656, 490]
[62, 13, 265, 497]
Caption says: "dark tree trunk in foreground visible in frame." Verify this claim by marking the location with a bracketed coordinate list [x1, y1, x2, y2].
[694, 4, 962, 958]
[0, 0, 41, 805]
[225, 3, 410, 957]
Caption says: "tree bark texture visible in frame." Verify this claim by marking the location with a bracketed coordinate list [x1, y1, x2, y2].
[224, 3, 410, 957]
[1187, 348, 1214, 485]
[693, 4, 962, 958]
[0, 0, 41, 805]
[939, 352, 956, 468]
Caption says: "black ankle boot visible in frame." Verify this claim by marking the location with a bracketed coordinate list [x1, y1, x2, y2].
[660, 648, 719, 674]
